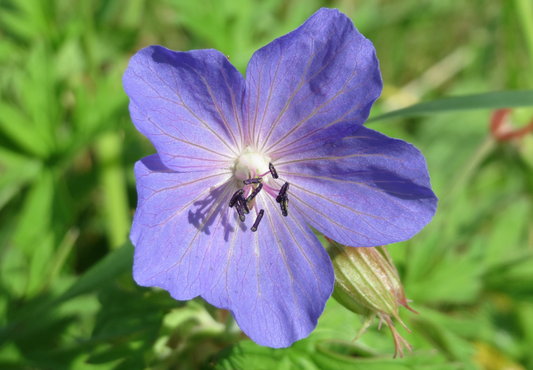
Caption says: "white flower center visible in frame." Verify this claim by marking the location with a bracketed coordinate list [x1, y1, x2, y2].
[234, 146, 271, 181]
[228, 148, 288, 230]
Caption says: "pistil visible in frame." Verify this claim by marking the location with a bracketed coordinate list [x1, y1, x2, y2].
[230, 160, 290, 226]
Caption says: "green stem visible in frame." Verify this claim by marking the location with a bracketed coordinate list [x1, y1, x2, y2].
[94, 132, 131, 249]
[42, 227, 79, 291]
[444, 136, 496, 205]
[514, 0, 533, 247]
[514, 0, 533, 73]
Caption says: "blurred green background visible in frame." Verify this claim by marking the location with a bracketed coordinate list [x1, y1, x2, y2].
[1, 0, 533, 369]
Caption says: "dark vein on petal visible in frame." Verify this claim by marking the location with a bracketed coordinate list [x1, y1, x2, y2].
[143, 115, 235, 160]
[288, 188, 383, 242]
[187, 63, 240, 152]
[265, 195, 328, 300]
[136, 63, 239, 156]
[252, 55, 267, 146]
[261, 193, 300, 316]
[157, 184, 234, 280]
[289, 180, 406, 222]
[255, 44, 284, 149]
[285, 171, 425, 209]
[275, 152, 404, 166]
[292, 185, 412, 243]
[259, 30, 338, 152]
[215, 57, 244, 151]
[263, 56, 363, 155]
[140, 171, 231, 203]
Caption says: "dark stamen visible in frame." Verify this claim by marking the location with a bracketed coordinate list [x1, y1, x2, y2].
[269, 162, 279, 179]
[246, 183, 263, 203]
[243, 178, 262, 185]
[280, 196, 289, 217]
[251, 209, 265, 232]
[229, 189, 244, 208]
[235, 201, 246, 222]
[276, 182, 289, 203]
[238, 195, 250, 214]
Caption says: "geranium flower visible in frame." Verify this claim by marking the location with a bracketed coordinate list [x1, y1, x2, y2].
[123, 8, 437, 348]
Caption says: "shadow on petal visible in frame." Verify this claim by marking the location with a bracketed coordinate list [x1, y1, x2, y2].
[368, 166, 437, 201]
[187, 183, 239, 241]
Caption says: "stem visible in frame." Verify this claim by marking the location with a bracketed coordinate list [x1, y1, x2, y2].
[94, 131, 131, 249]
[443, 136, 496, 205]
[515, 0, 533, 249]
[42, 227, 80, 291]
[514, 0, 533, 73]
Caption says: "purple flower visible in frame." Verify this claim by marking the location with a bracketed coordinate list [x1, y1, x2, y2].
[123, 8, 437, 348]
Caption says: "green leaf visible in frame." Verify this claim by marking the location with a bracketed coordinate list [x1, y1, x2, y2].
[483, 199, 530, 268]
[12, 170, 54, 256]
[0, 242, 134, 348]
[368, 90, 533, 122]
[406, 252, 483, 305]
[485, 256, 533, 297]
[214, 339, 461, 370]
[213, 341, 310, 370]
[86, 283, 166, 369]
[311, 347, 412, 370]
[56, 241, 134, 304]
[409, 314, 476, 364]
[0, 148, 41, 210]
[0, 102, 49, 157]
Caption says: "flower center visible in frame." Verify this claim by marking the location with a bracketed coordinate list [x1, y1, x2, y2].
[229, 146, 289, 232]
[234, 146, 271, 181]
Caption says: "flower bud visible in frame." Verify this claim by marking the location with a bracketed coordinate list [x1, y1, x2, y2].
[325, 237, 416, 358]
[490, 108, 533, 142]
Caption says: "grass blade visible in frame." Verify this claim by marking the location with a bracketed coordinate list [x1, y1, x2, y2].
[369, 90, 533, 122]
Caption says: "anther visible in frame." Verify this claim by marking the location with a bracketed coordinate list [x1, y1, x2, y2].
[235, 201, 246, 222]
[229, 189, 244, 208]
[269, 163, 279, 179]
[238, 196, 250, 214]
[280, 196, 289, 217]
[276, 182, 289, 203]
[243, 178, 262, 185]
[246, 183, 263, 203]
[251, 209, 265, 232]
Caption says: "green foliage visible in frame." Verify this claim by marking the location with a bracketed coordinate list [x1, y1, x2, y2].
[368, 90, 533, 123]
[0, 0, 532, 369]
